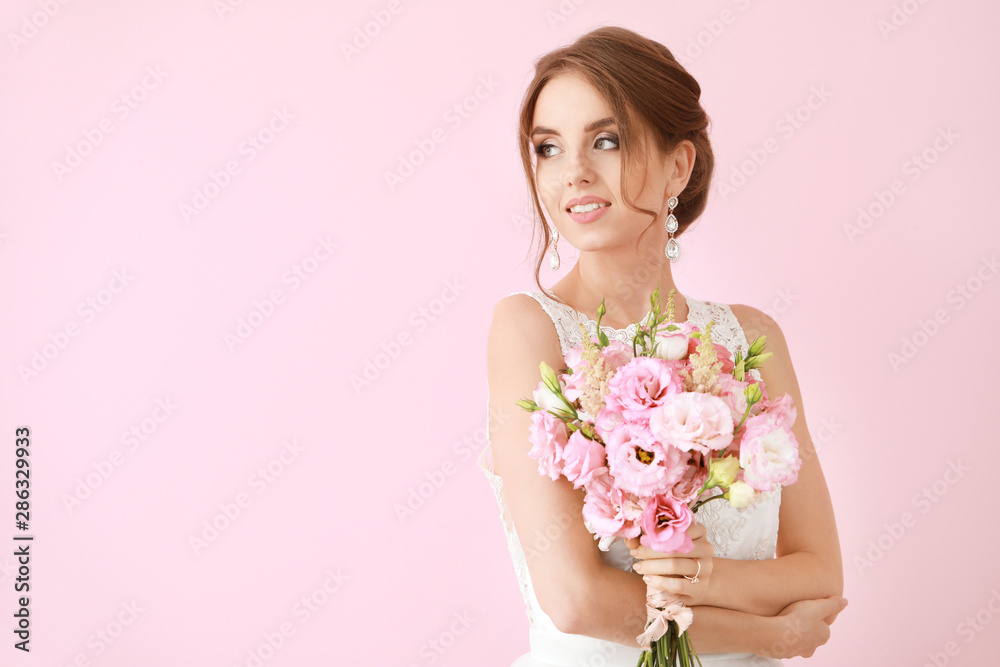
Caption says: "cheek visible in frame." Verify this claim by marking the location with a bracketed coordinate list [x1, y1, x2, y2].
[535, 177, 562, 213]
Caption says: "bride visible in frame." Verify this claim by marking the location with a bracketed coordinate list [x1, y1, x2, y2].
[479, 26, 846, 666]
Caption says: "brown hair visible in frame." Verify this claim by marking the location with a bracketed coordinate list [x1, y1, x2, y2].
[517, 26, 715, 295]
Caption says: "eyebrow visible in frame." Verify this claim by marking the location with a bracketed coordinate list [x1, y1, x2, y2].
[530, 117, 616, 138]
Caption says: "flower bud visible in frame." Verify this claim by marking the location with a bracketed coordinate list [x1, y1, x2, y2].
[706, 456, 740, 489]
[539, 361, 560, 393]
[515, 399, 539, 412]
[747, 336, 767, 358]
[723, 480, 755, 509]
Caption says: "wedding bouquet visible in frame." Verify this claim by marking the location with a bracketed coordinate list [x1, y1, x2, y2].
[515, 287, 803, 667]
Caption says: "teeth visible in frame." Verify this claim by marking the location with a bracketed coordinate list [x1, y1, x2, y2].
[569, 202, 609, 213]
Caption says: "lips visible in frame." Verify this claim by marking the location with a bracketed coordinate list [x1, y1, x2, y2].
[566, 196, 612, 224]
[566, 195, 611, 212]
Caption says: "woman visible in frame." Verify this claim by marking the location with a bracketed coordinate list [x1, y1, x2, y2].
[478, 26, 846, 666]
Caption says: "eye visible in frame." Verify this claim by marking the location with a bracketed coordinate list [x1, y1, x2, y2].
[595, 134, 619, 150]
[534, 142, 560, 159]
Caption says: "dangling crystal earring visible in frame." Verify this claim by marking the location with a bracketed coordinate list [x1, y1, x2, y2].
[549, 226, 561, 270]
[664, 195, 680, 261]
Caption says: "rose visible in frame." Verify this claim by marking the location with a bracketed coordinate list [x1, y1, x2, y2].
[606, 357, 685, 422]
[649, 392, 735, 456]
[652, 322, 697, 361]
[739, 403, 802, 492]
[605, 423, 686, 498]
[526, 410, 569, 481]
[562, 431, 607, 489]
[639, 493, 694, 553]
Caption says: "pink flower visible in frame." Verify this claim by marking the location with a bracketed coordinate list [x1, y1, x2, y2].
[739, 398, 801, 492]
[757, 392, 795, 427]
[601, 339, 635, 372]
[605, 423, 686, 498]
[527, 410, 569, 481]
[687, 339, 736, 374]
[606, 357, 685, 422]
[562, 344, 587, 404]
[649, 392, 735, 456]
[670, 450, 709, 504]
[715, 374, 751, 426]
[581, 473, 643, 549]
[594, 404, 625, 441]
[639, 494, 694, 553]
[562, 431, 608, 489]
[563, 339, 634, 404]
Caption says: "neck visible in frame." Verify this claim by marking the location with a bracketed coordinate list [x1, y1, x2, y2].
[559, 243, 685, 328]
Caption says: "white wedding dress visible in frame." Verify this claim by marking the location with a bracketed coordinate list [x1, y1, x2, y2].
[477, 290, 785, 667]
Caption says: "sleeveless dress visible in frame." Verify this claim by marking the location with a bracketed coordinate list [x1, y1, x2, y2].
[477, 290, 785, 667]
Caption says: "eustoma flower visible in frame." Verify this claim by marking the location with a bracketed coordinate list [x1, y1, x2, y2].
[649, 392, 735, 456]
[581, 473, 643, 550]
[561, 431, 607, 488]
[605, 423, 685, 497]
[605, 357, 684, 422]
[526, 410, 569, 481]
[739, 394, 802, 491]
[639, 493, 693, 553]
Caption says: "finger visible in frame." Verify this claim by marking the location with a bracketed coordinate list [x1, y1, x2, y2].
[642, 573, 696, 600]
[631, 539, 712, 561]
[625, 537, 640, 550]
[823, 598, 848, 624]
[687, 521, 706, 541]
[633, 557, 700, 578]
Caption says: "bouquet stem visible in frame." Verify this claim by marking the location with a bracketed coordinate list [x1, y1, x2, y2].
[635, 619, 702, 667]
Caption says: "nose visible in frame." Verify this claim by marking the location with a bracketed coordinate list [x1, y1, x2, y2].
[563, 150, 595, 187]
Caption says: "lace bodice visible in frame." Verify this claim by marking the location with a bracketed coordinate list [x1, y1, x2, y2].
[477, 290, 783, 666]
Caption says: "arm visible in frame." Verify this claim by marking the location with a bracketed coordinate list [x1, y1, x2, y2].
[688, 596, 848, 658]
[487, 294, 647, 639]
[695, 305, 844, 617]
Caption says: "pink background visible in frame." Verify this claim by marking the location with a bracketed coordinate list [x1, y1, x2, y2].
[2, 1, 998, 665]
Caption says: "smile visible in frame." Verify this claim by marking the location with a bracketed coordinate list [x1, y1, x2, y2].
[568, 202, 611, 213]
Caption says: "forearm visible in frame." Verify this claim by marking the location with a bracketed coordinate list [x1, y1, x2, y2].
[563, 564, 649, 648]
[704, 552, 844, 617]
[568, 566, 779, 655]
[685, 605, 778, 655]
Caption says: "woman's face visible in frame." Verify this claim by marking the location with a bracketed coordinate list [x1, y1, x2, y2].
[530, 72, 675, 255]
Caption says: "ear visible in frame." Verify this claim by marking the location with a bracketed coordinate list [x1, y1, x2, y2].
[667, 140, 697, 196]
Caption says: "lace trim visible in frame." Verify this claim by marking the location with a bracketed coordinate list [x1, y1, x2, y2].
[477, 447, 539, 626]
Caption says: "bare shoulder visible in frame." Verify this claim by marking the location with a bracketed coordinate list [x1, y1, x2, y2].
[487, 293, 563, 365]
[727, 303, 784, 348]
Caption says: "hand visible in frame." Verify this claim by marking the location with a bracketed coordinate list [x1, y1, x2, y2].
[625, 521, 714, 606]
[759, 596, 848, 659]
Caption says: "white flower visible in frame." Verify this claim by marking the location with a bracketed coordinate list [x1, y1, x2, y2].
[532, 379, 565, 413]
[653, 329, 690, 361]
